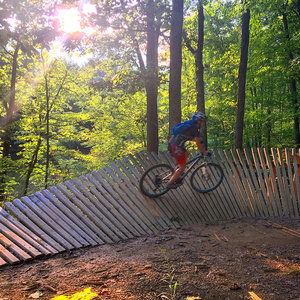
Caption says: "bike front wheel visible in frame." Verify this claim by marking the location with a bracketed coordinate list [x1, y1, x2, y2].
[190, 162, 224, 193]
[139, 164, 174, 198]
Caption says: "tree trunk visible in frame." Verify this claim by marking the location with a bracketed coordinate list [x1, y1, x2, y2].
[282, 10, 300, 147]
[169, 0, 184, 135]
[234, 2, 250, 149]
[44, 72, 50, 189]
[195, 1, 207, 148]
[0, 42, 20, 201]
[24, 136, 42, 195]
[145, 0, 159, 153]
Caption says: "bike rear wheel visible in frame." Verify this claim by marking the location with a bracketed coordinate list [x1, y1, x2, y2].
[190, 162, 224, 193]
[139, 164, 174, 198]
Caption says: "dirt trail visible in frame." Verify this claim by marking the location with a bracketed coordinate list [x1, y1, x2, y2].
[0, 218, 299, 300]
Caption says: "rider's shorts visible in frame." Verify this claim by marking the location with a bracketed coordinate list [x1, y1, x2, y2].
[169, 143, 188, 165]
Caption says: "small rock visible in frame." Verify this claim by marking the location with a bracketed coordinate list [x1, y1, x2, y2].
[230, 283, 241, 291]
[29, 291, 43, 299]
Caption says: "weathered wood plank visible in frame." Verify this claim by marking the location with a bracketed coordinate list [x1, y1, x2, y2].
[0, 256, 7, 267]
[137, 152, 192, 225]
[0, 242, 19, 264]
[243, 149, 268, 217]
[22, 196, 77, 249]
[0, 208, 52, 255]
[214, 150, 243, 218]
[41, 189, 98, 246]
[111, 159, 176, 229]
[251, 148, 273, 216]
[4, 202, 62, 253]
[292, 149, 300, 213]
[262, 149, 281, 216]
[84, 173, 143, 237]
[156, 151, 204, 223]
[47, 187, 103, 245]
[231, 149, 257, 216]
[0, 221, 41, 258]
[271, 149, 289, 215]
[79, 175, 136, 238]
[122, 155, 182, 227]
[98, 167, 162, 232]
[0, 230, 32, 261]
[61, 181, 116, 243]
[72, 177, 129, 240]
[284, 149, 299, 217]
[35, 192, 90, 247]
[159, 151, 211, 222]
[223, 150, 252, 217]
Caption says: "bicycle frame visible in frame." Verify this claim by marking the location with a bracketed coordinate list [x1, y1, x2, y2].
[177, 153, 208, 180]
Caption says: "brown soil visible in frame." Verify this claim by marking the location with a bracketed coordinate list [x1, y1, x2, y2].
[0, 218, 299, 300]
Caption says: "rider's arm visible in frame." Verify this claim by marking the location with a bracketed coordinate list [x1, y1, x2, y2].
[193, 137, 208, 155]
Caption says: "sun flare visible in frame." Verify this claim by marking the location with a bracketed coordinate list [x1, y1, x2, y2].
[55, 4, 96, 35]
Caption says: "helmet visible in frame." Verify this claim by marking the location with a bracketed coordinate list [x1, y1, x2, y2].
[192, 111, 207, 121]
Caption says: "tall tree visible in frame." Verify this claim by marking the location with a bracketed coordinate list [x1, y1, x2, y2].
[184, 0, 207, 147]
[235, 1, 250, 149]
[282, 4, 300, 147]
[169, 0, 184, 135]
[145, 0, 161, 153]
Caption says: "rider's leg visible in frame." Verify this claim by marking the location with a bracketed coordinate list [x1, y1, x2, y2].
[168, 151, 189, 185]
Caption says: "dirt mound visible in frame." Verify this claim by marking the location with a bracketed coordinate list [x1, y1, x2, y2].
[0, 218, 299, 300]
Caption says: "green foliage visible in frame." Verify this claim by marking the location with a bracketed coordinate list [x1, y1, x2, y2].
[159, 247, 181, 300]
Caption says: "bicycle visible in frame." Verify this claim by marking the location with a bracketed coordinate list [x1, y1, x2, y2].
[139, 152, 224, 198]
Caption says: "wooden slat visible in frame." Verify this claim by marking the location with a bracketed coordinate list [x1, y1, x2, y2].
[84, 174, 143, 236]
[271, 148, 289, 215]
[61, 181, 116, 243]
[262, 148, 282, 216]
[137, 152, 193, 225]
[47, 187, 103, 245]
[121, 155, 182, 227]
[72, 177, 130, 240]
[0, 221, 41, 258]
[35, 192, 90, 246]
[251, 148, 273, 216]
[114, 159, 180, 229]
[221, 150, 251, 216]
[284, 149, 299, 217]
[292, 149, 300, 212]
[214, 150, 243, 218]
[0, 256, 7, 267]
[158, 151, 209, 222]
[0, 208, 52, 255]
[231, 149, 256, 216]
[257, 148, 278, 216]
[91, 170, 156, 234]
[21, 196, 77, 249]
[41, 189, 98, 246]
[13, 198, 71, 250]
[5, 202, 62, 253]
[113, 157, 180, 228]
[156, 152, 204, 223]
[243, 149, 269, 217]
[0, 230, 32, 261]
[79, 175, 136, 238]
[98, 167, 163, 232]
[0, 242, 19, 264]
[235, 149, 261, 216]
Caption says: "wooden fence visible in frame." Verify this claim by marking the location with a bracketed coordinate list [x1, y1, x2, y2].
[0, 148, 299, 267]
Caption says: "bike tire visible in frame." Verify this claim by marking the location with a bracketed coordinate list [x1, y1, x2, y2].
[139, 164, 174, 198]
[190, 162, 224, 193]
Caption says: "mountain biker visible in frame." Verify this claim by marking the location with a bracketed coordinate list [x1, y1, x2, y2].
[167, 112, 210, 188]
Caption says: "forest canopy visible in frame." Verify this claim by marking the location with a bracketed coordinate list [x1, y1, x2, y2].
[0, 0, 299, 201]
